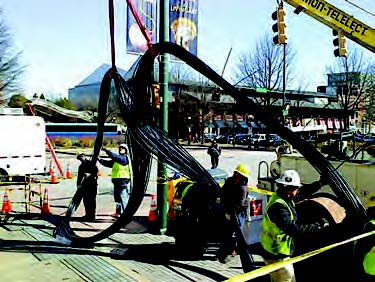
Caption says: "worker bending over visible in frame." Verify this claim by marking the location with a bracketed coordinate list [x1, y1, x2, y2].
[76, 152, 98, 221]
[261, 169, 329, 282]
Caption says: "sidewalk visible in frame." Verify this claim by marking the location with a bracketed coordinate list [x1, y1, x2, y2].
[0, 148, 277, 282]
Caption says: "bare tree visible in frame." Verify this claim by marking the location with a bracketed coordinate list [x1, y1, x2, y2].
[326, 46, 375, 130]
[169, 62, 193, 84]
[0, 8, 25, 101]
[234, 33, 296, 105]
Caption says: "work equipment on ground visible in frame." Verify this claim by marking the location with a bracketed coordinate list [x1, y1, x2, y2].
[50, 167, 59, 184]
[65, 161, 73, 179]
[148, 194, 157, 222]
[41, 188, 51, 215]
[1, 188, 12, 213]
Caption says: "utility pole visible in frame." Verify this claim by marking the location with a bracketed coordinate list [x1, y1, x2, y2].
[157, 0, 169, 235]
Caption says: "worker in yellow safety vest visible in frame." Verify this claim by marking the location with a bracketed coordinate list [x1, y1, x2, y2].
[353, 194, 375, 281]
[99, 143, 131, 218]
[260, 169, 329, 282]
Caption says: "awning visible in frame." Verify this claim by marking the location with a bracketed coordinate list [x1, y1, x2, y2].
[214, 120, 226, 128]
[236, 121, 248, 128]
[226, 121, 234, 127]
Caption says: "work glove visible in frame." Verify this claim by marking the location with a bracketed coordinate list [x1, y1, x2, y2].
[317, 218, 330, 229]
[319, 175, 330, 186]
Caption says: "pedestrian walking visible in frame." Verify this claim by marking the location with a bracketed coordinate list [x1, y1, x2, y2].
[207, 139, 221, 169]
[98, 143, 132, 218]
[217, 163, 249, 263]
[76, 152, 98, 221]
[260, 169, 330, 282]
[353, 194, 375, 281]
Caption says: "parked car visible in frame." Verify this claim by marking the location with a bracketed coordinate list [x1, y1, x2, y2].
[269, 134, 284, 146]
[203, 133, 217, 143]
[355, 133, 375, 143]
[216, 134, 230, 144]
[248, 133, 283, 149]
[229, 133, 252, 145]
[248, 133, 266, 149]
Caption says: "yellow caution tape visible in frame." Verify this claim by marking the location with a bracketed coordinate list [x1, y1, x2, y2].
[225, 229, 375, 282]
[248, 186, 273, 196]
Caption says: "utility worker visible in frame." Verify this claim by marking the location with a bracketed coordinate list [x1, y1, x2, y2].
[99, 143, 131, 218]
[207, 139, 221, 169]
[76, 152, 98, 221]
[217, 163, 249, 263]
[353, 194, 375, 281]
[260, 169, 329, 282]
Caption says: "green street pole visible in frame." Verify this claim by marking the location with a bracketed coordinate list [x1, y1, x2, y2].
[157, 0, 169, 235]
[282, 43, 286, 124]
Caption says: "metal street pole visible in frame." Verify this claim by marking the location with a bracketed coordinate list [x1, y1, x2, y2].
[157, 0, 169, 235]
[282, 43, 286, 123]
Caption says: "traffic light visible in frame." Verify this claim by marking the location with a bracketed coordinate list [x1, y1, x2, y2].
[152, 83, 160, 108]
[212, 87, 220, 102]
[272, 6, 287, 45]
[332, 30, 347, 57]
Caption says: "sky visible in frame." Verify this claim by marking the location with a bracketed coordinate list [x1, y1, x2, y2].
[0, 0, 374, 99]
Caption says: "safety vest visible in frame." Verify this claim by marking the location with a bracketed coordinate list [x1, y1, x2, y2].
[261, 193, 294, 256]
[112, 162, 131, 179]
[363, 219, 375, 276]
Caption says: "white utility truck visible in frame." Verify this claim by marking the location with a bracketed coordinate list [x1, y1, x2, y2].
[271, 148, 375, 208]
[0, 115, 46, 176]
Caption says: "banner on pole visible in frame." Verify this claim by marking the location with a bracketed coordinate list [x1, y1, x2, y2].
[169, 0, 199, 57]
[126, 0, 158, 55]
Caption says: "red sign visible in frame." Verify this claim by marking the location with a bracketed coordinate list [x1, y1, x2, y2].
[250, 200, 262, 216]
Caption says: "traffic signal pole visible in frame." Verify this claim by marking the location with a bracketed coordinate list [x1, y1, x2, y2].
[272, 1, 288, 123]
[157, 0, 169, 235]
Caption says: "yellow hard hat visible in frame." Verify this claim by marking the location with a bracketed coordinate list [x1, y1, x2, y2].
[76, 152, 85, 160]
[367, 194, 375, 208]
[235, 163, 249, 178]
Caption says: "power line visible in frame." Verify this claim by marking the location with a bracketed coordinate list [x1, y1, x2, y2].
[344, 0, 375, 18]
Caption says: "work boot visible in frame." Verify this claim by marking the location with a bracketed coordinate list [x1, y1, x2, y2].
[81, 215, 95, 222]
[111, 212, 120, 219]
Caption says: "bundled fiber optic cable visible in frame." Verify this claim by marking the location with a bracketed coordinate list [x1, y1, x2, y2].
[54, 42, 367, 249]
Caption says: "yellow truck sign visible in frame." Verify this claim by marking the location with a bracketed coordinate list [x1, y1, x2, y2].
[284, 0, 375, 52]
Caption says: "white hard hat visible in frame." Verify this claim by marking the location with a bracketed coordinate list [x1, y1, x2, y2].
[275, 169, 302, 187]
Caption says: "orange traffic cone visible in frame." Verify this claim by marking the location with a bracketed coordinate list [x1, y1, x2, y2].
[49, 160, 53, 175]
[65, 161, 73, 179]
[148, 194, 158, 234]
[41, 188, 51, 215]
[50, 166, 59, 184]
[1, 188, 12, 213]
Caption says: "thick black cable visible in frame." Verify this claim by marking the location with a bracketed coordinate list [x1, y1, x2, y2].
[136, 42, 367, 227]
[54, 41, 367, 247]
